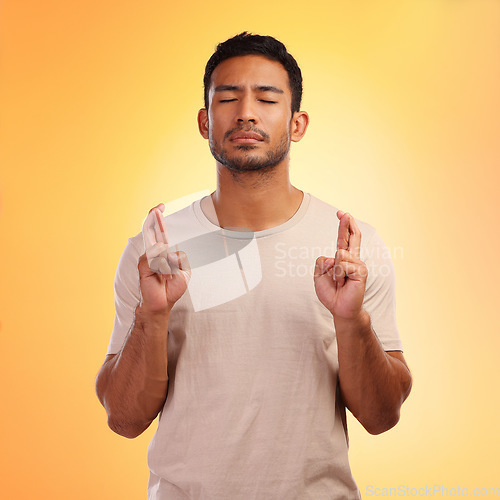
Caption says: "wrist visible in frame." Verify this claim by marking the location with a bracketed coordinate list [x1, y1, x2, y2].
[134, 304, 170, 331]
[333, 308, 371, 335]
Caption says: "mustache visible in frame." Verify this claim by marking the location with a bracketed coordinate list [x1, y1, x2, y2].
[224, 126, 270, 141]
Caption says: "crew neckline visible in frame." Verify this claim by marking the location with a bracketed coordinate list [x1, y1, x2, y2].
[192, 192, 311, 239]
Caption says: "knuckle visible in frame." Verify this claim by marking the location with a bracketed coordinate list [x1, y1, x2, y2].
[359, 263, 368, 277]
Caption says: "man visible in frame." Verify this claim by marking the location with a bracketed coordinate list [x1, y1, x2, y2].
[96, 32, 412, 499]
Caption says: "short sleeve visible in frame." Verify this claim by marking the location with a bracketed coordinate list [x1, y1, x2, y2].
[106, 236, 143, 355]
[361, 229, 403, 352]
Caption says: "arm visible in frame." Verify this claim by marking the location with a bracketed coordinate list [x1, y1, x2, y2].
[334, 312, 412, 434]
[95, 206, 190, 439]
[95, 287, 171, 439]
[314, 211, 412, 435]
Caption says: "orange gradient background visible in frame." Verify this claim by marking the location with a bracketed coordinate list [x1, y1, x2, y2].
[1, 1, 499, 498]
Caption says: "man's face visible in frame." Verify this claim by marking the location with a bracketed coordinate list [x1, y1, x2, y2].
[201, 55, 296, 173]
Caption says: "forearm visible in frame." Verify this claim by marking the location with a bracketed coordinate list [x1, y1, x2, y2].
[335, 309, 412, 434]
[96, 306, 170, 438]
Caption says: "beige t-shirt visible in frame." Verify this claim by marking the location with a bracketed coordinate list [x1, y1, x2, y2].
[107, 193, 403, 499]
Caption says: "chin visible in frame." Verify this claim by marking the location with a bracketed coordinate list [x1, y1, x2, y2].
[211, 142, 288, 174]
[228, 164, 276, 173]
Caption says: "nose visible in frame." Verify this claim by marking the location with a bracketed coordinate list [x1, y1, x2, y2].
[237, 96, 257, 124]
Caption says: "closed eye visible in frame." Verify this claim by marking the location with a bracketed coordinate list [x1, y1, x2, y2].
[219, 98, 277, 104]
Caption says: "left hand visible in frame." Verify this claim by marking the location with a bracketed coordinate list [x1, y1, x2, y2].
[314, 210, 369, 320]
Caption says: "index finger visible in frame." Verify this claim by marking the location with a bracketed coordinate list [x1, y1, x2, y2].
[154, 208, 168, 244]
[336, 210, 350, 251]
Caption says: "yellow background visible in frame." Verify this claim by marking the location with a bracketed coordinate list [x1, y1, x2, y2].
[1, 0, 499, 498]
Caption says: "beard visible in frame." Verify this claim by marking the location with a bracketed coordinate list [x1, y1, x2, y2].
[209, 128, 291, 174]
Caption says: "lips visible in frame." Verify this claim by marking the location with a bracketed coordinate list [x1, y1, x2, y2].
[229, 131, 264, 143]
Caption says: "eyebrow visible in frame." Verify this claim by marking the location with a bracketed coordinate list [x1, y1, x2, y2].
[214, 84, 285, 94]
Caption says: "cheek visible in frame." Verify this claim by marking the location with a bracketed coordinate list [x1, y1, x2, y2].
[268, 109, 292, 132]
[270, 118, 291, 139]
[209, 125, 226, 144]
[208, 113, 229, 136]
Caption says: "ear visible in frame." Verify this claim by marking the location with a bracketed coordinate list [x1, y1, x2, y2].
[290, 111, 309, 143]
[198, 108, 209, 139]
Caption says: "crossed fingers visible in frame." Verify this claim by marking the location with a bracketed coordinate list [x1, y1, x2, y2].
[336, 210, 361, 258]
[142, 204, 181, 275]
[333, 210, 367, 283]
[144, 204, 168, 246]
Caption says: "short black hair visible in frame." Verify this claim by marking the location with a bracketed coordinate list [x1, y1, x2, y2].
[203, 32, 303, 113]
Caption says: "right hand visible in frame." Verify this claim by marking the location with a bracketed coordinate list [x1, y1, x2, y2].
[139, 204, 191, 314]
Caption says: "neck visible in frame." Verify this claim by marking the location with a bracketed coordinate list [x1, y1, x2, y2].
[202, 160, 303, 231]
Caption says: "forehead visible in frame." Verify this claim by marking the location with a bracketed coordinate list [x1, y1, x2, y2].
[209, 55, 291, 94]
